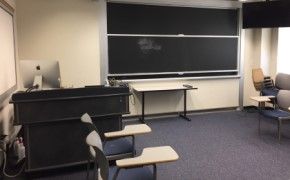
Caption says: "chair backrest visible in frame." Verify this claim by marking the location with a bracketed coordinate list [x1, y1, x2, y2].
[86, 131, 109, 180]
[252, 68, 265, 91]
[277, 90, 290, 110]
[81, 113, 105, 141]
[275, 73, 290, 90]
[81, 113, 109, 180]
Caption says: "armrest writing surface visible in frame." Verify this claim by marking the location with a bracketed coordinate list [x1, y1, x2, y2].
[116, 146, 179, 168]
[250, 96, 274, 102]
[104, 124, 151, 138]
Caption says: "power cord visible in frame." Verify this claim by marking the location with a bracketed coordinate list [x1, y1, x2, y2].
[25, 84, 39, 92]
[0, 145, 25, 178]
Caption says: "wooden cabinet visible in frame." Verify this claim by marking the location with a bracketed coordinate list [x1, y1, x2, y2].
[11, 86, 130, 172]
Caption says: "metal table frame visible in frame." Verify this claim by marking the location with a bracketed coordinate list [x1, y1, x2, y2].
[134, 85, 198, 123]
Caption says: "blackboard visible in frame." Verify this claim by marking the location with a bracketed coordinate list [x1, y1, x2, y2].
[107, 3, 238, 35]
[107, 3, 239, 78]
[108, 36, 238, 74]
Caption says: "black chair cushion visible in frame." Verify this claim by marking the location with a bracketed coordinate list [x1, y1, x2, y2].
[260, 109, 290, 120]
[104, 138, 132, 157]
[261, 87, 279, 97]
[109, 166, 153, 180]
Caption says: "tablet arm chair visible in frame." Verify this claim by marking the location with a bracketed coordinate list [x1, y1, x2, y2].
[252, 68, 278, 97]
[85, 128, 179, 180]
[81, 113, 151, 161]
[261, 73, 290, 97]
[252, 68, 274, 91]
[275, 73, 290, 91]
[86, 130, 108, 180]
[258, 90, 290, 142]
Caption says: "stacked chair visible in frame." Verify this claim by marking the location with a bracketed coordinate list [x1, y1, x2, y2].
[274, 73, 290, 91]
[252, 69, 290, 142]
[262, 73, 290, 97]
[252, 68, 290, 98]
[252, 68, 278, 97]
[81, 113, 179, 180]
[257, 90, 290, 142]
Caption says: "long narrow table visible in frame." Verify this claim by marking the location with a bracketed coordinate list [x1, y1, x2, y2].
[132, 84, 198, 123]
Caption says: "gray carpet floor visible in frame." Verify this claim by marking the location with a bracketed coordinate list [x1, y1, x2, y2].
[136, 110, 290, 180]
[5, 110, 290, 180]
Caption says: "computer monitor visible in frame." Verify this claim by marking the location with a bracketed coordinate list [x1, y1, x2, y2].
[20, 60, 61, 91]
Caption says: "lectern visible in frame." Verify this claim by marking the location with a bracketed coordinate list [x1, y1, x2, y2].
[10, 86, 130, 172]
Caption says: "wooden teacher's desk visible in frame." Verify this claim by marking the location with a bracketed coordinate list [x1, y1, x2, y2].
[10, 86, 130, 172]
[132, 84, 198, 123]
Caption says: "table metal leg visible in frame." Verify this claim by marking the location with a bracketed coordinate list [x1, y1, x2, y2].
[139, 92, 145, 123]
[153, 164, 157, 180]
[258, 113, 261, 134]
[179, 90, 191, 121]
[278, 120, 282, 143]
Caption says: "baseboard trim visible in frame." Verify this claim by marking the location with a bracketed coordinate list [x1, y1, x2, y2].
[123, 107, 239, 122]
[243, 105, 257, 109]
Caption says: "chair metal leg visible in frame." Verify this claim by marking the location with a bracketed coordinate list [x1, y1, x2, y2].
[86, 154, 90, 180]
[153, 164, 157, 180]
[257, 103, 263, 136]
[113, 167, 121, 180]
[278, 120, 282, 142]
[273, 99, 277, 108]
[93, 157, 98, 180]
[258, 115, 261, 136]
[132, 135, 136, 157]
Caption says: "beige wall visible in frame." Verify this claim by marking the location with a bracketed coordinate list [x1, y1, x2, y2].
[242, 29, 261, 106]
[242, 28, 278, 106]
[15, 0, 242, 117]
[14, 0, 278, 118]
[16, 0, 100, 88]
[270, 28, 278, 78]
[260, 28, 277, 77]
[129, 79, 239, 116]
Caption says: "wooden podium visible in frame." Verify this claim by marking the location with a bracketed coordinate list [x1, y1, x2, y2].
[10, 86, 130, 172]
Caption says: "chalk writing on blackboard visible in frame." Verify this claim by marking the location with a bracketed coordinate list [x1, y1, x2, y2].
[137, 38, 162, 54]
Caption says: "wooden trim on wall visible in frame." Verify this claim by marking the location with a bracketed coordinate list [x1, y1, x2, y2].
[0, 0, 15, 14]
